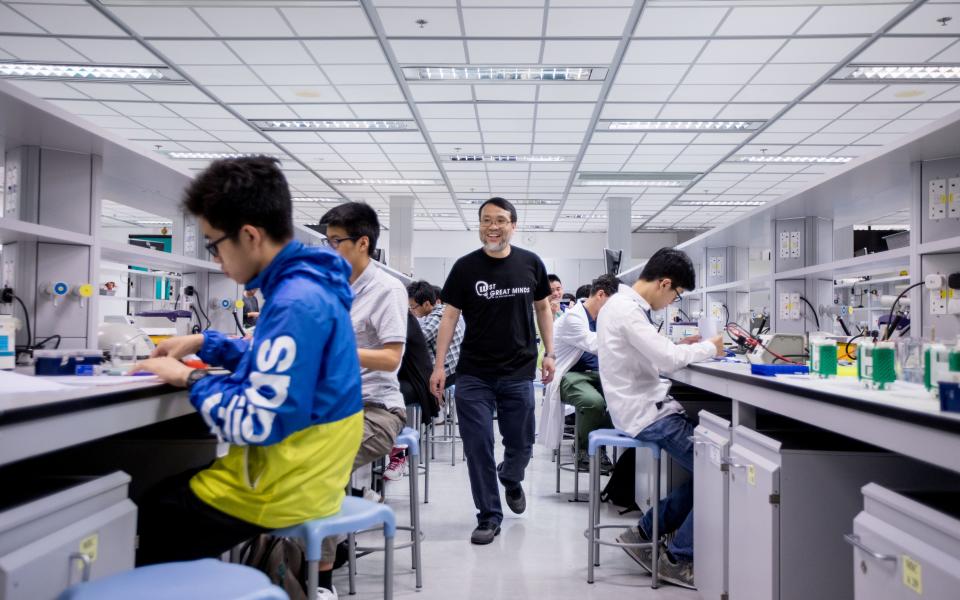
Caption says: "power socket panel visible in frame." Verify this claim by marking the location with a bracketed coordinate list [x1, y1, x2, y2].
[929, 178, 947, 220]
[931, 288, 952, 315]
[779, 292, 801, 320]
[950, 177, 960, 219]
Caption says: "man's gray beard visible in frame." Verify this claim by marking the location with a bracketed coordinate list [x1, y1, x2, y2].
[483, 239, 507, 253]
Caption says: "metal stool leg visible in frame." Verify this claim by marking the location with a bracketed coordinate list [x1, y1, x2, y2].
[384, 533, 394, 600]
[423, 422, 430, 504]
[409, 446, 423, 589]
[570, 410, 586, 502]
[587, 448, 600, 582]
[347, 531, 357, 595]
[308, 559, 319, 600]
[651, 453, 660, 589]
[555, 438, 562, 493]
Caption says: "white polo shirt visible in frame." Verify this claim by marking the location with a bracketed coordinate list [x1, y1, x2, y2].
[597, 283, 716, 437]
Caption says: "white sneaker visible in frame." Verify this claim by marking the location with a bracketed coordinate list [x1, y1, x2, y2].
[362, 487, 383, 503]
[384, 454, 406, 481]
[316, 585, 338, 599]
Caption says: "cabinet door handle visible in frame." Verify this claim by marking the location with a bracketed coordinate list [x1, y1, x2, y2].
[69, 552, 93, 583]
[843, 534, 897, 564]
[722, 459, 748, 470]
[688, 435, 709, 447]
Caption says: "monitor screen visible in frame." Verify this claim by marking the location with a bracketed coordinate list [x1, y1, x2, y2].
[604, 248, 622, 276]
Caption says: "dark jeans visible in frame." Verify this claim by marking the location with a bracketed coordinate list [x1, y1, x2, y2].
[636, 412, 694, 560]
[455, 374, 535, 527]
[136, 468, 268, 566]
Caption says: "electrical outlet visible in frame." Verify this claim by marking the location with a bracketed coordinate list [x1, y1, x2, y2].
[950, 177, 960, 219]
[779, 293, 801, 320]
[789, 231, 801, 258]
[789, 293, 801, 319]
[778, 232, 790, 259]
[929, 178, 947, 220]
[931, 288, 950, 315]
[710, 302, 724, 321]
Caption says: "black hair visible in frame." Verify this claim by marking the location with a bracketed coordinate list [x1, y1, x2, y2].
[478, 197, 517, 223]
[590, 274, 621, 297]
[547, 274, 562, 285]
[562, 293, 576, 303]
[182, 156, 293, 242]
[638, 247, 696, 291]
[433, 285, 443, 303]
[407, 280, 437, 305]
[574, 284, 591, 300]
[318, 202, 380, 257]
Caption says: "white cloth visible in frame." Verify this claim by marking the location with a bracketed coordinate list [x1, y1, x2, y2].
[597, 284, 716, 437]
[537, 300, 597, 449]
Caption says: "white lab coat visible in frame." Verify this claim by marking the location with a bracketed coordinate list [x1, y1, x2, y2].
[537, 300, 599, 449]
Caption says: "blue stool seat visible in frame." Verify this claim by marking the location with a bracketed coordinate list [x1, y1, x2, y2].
[59, 559, 288, 600]
[275, 496, 396, 600]
[395, 427, 420, 456]
[586, 429, 663, 589]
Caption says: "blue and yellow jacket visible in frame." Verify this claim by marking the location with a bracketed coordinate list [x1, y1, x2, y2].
[188, 240, 363, 528]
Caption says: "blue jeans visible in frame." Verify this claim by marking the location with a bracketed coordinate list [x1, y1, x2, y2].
[455, 374, 535, 526]
[636, 412, 694, 560]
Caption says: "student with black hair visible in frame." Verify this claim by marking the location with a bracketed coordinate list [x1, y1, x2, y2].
[597, 247, 723, 590]
[318, 202, 408, 592]
[430, 197, 555, 545]
[547, 273, 565, 317]
[574, 284, 591, 301]
[131, 158, 363, 589]
[407, 280, 464, 386]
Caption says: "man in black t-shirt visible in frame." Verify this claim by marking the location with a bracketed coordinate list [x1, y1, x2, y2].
[430, 197, 556, 545]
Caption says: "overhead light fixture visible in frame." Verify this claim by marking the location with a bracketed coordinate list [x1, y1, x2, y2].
[163, 151, 283, 160]
[833, 64, 960, 82]
[675, 200, 766, 207]
[0, 61, 183, 82]
[330, 178, 438, 185]
[561, 214, 590, 219]
[251, 120, 413, 131]
[292, 197, 341, 203]
[730, 155, 852, 164]
[451, 154, 568, 162]
[459, 199, 560, 206]
[601, 120, 764, 132]
[403, 66, 607, 82]
[135, 219, 174, 225]
[416, 212, 458, 218]
[518, 225, 550, 230]
[576, 172, 699, 187]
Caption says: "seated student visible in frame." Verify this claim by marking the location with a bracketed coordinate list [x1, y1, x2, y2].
[596, 247, 723, 590]
[132, 157, 363, 573]
[318, 202, 408, 593]
[548, 273, 565, 318]
[538, 275, 619, 472]
[407, 280, 465, 387]
[574, 284, 591, 302]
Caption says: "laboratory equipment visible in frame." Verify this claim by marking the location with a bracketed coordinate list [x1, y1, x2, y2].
[133, 310, 192, 345]
[746, 333, 805, 365]
[97, 317, 155, 361]
[33, 349, 77, 376]
[667, 321, 699, 343]
[0, 314, 16, 370]
[924, 343, 960, 397]
[857, 340, 897, 390]
[810, 338, 838, 378]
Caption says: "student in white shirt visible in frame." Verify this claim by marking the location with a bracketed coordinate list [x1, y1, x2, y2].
[597, 247, 723, 590]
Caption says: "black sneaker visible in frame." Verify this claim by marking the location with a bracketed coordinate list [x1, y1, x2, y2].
[575, 450, 591, 473]
[600, 450, 614, 474]
[615, 526, 655, 574]
[504, 484, 526, 514]
[656, 548, 695, 590]
[470, 522, 501, 545]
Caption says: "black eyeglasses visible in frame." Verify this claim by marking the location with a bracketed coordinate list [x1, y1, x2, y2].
[673, 289, 684, 303]
[205, 233, 233, 258]
[322, 236, 359, 249]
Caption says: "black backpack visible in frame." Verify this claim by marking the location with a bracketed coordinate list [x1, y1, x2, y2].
[239, 535, 309, 600]
[599, 448, 641, 514]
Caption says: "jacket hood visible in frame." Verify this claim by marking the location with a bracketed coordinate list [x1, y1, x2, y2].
[246, 240, 354, 311]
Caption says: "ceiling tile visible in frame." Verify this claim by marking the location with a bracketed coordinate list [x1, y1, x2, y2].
[336, 84, 406, 102]
[252, 65, 330, 86]
[803, 84, 885, 102]
[323, 65, 396, 85]
[150, 41, 240, 65]
[0, 35, 86, 61]
[616, 64, 689, 85]
[683, 64, 760, 85]
[410, 84, 473, 102]
[634, 7, 729, 37]
[716, 6, 816, 36]
[716, 103, 787, 119]
[194, 7, 293, 36]
[103, 101, 176, 117]
[48, 99, 116, 116]
[12, 4, 124, 35]
[732, 84, 807, 102]
[819, 119, 887, 134]
[697, 39, 784, 64]
[463, 8, 543, 37]
[230, 104, 298, 119]
[930, 40, 960, 63]
[802, 132, 867, 145]
[799, 4, 905, 35]
[606, 84, 675, 102]
[228, 41, 313, 65]
[283, 6, 375, 36]
[304, 40, 387, 64]
[841, 103, 919, 119]
[542, 40, 619, 64]
[464, 40, 540, 63]
[478, 104, 535, 119]
[751, 63, 834, 85]
[391, 40, 467, 64]
[889, 4, 960, 35]
[181, 65, 261, 86]
[207, 85, 281, 103]
[786, 103, 855, 119]
[378, 7, 461, 36]
[772, 38, 866, 64]
[478, 85, 540, 101]
[547, 7, 632, 36]
[599, 104, 662, 119]
[904, 103, 960, 119]
[68, 82, 149, 101]
[536, 103, 594, 118]
[134, 84, 210, 102]
[623, 40, 704, 64]
[866, 84, 955, 102]
[765, 119, 831, 133]
[110, 7, 214, 37]
[7, 80, 88, 99]
[63, 38, 159, 64]
[657, 103, 723, 119]
[855, 36, 955, 63]
[671, 84, 742, 102]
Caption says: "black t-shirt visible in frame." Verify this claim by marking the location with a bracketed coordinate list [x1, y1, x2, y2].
[442, 246, 551, 379]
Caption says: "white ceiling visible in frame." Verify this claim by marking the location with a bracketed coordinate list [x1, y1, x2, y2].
[2, 0, 960, 233]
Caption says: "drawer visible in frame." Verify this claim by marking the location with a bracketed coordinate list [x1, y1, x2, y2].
[693, 410, 731, 600]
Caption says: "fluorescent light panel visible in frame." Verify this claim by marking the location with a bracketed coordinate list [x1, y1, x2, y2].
[675, 200, 765, 206]
[601, 120, 764, 132]
[459, 199, 560, 205]
[834, 64, 960, 82]
[451, 154, 568, 162]
[0, 62, 183, 82]
[330, 178, 438, 185]
[292, 197, 341, 203]
[731, 155, 852, 164]
[403, 66, 606, 82]
[252, 120, 413, 131]
[164, 151, 282, 160]
[577, 172, 698, 187]
[135, 219, 174, 225]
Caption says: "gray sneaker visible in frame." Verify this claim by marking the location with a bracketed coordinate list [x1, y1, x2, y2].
[615, 526, 654, 574]
[656, 549, 695, 590]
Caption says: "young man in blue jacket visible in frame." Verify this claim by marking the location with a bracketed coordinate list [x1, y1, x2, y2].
[132, 157, 363, 585]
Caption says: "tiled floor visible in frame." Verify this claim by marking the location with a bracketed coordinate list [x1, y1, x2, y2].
[337, 433, 698, 600]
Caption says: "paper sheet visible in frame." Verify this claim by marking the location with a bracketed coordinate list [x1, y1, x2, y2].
[0, 370, 73, 393]
[37, 375, 161, 387]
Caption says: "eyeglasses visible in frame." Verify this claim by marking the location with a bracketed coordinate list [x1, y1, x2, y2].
[205, 233, 233, 258]
[480, 217, 512, 228]
[673, 289, 684, 303]
[321, 235, 359, 249]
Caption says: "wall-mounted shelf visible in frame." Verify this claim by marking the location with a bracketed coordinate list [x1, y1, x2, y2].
[771, 246, 912, 281]
[100, 241, 220, 273]
[100, 264, 184, 280]
[0, 217, 94, 246]
[918, 234, 960, 256]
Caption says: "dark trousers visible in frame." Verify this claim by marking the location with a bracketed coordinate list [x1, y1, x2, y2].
[559, 371, 613, 452]
[136, 468, 268, 566]
[455, 374, 535, 527]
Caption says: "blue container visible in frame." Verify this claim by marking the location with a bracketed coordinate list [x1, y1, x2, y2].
[940, 382, 960, 413]
[34, 350, 77, 376]
[75, 350, 104, 366]
[751, 363, 810, 377]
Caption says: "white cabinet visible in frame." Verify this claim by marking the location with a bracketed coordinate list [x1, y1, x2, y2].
[692, 410, 731, 600]
[850, 484, 960, 600]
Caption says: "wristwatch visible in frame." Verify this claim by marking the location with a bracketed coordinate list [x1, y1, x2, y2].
[186, 368, 210, 388]
[544, 352, 556, 359]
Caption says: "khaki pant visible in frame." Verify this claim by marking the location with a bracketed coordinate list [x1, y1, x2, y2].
[321, 405, 404, 563]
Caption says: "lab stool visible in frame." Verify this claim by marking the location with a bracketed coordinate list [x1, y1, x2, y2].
[274, 497, 396, 600]
[555, 407, 586, 502]
[585, 429, 661, 589]
[58, 558, 288, 600]
[426, 385, 463, 466]
[403, 403, 430, 503]
[354, 427, 424, 591]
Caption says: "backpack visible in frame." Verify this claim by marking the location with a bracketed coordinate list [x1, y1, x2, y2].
[400, 312, 439, 423]
[239, 534, 309, 600]
[599, 448, 641, 514]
